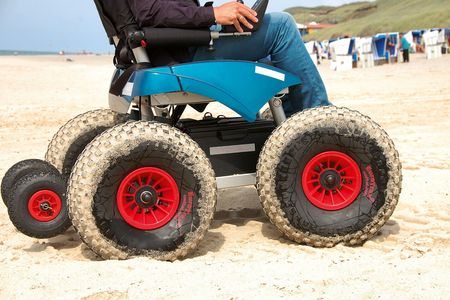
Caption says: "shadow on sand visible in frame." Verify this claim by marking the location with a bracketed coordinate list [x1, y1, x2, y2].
[22, 208, 402, 260]
[369, 219, 401, 243]
[23, 228, 102, 261]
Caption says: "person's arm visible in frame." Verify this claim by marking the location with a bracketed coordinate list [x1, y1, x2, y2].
[128, 0, 257, 32]
[128, 0, 216, 28]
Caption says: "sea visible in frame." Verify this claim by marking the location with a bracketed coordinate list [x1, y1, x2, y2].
[0, 50, 58, 56]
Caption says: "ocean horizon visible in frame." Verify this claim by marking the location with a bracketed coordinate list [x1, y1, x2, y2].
[0, 50, 110, 56]
[0, 50, 60, 56]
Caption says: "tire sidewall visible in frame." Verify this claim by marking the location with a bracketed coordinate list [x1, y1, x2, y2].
[94, 142, 203, 254]
[8, 172, 69, 238]
[60, 125, 115, 179]
[45, 109, 129, 179]
[1, 159, 59, 206]
[275, 127, 388, 237]
[68, 121, 217, 260]
[257, 106, 401, 246]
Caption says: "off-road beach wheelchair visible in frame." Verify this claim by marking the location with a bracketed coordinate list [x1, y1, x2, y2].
[1, 0, 402, 261]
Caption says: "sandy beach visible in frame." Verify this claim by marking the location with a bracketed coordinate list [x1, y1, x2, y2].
[0, 54, 449, 299]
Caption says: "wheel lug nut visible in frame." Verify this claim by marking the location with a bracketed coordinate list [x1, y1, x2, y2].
[325, 175, 336, 185]
[40, 202, 51, 211]
[140, 191, 153, 204]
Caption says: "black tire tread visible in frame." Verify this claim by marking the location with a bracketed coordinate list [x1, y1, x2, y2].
[256, 106, 402, 247]
[1, 159, 59, 206]
[45, 109, 129, 178]
[7, 171, 71, 238]
[68, 121, 217, 260]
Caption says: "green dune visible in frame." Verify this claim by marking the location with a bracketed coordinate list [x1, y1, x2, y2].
[286, 0, 450, 40]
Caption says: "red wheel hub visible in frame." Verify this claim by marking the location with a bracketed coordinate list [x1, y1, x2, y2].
[117, 167, 180, 230]
[27, 190, 62, 222]
[301, 151, 362, 211]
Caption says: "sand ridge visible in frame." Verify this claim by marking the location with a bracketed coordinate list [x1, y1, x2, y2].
[0, 54, 449, 299]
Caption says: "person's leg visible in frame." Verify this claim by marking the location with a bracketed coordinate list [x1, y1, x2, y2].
[406, 49, 410, 62]
[192, 12, 330, 116]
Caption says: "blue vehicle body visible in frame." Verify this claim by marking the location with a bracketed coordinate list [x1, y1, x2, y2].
[122, 61, 301, 122]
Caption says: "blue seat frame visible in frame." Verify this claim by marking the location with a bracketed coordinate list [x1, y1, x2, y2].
[121, 61, 301, 122]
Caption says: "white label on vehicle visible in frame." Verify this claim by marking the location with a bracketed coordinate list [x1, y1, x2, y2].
[255, 66, 285, 81]
[210, 144, 256, 156]
[122, 82, 134, 96]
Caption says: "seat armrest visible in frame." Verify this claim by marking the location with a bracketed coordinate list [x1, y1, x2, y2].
[129, 28, 211, 48]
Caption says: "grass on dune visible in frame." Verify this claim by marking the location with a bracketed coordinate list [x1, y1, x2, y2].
[286, 0, 450, 40]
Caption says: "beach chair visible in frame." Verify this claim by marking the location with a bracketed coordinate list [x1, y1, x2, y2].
[2, 0, 402, 261]
[329, 38, 355, 71]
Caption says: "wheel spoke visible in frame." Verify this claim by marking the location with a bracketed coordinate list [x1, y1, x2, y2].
[341, 184, 355, 192]
[137, 175, 144, 186]
[336, 188, 346, 201]
[313, 165, 321, 174]
[301, 151, 362, 211]
[152, 177, 164, 188]
[159, 196, 175, 203]
[28, 190, 62, 222]
[117, 167, 181, 230]
[131, 206, 139, 218]
[311, 185, 321, 194]
[124, 201, 135, 209]
[307, 179, 319, 184]
[146, 174, 153, 185]
[319, 190, 326, 202]
[156, 187, 172, 193]
[339, 166, 351, 173]
[157, 205, 169, 215]
[150, 208, 159, 222]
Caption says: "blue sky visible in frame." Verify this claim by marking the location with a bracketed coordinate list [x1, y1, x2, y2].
[0, 0, 363, 53]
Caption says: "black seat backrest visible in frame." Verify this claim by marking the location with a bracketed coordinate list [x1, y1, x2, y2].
[94, 0, 142, 67]
[94, 0, 138, 41]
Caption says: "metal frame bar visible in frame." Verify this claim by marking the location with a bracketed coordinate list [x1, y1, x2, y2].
[216, 173, 256, 189]
[269, 97, 287, 125]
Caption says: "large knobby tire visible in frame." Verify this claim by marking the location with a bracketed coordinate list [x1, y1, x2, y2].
[45, 109, 129, 179]
[68, 121, 217, 260]
[1, 159, 59, 207]
[256, 106, 402, 247]
[7, 170, 71, 238]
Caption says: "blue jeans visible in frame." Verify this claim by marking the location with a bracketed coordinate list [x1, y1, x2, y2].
[192, 12, 330, 116]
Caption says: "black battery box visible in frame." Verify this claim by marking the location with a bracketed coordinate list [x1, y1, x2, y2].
[179, 118, 276, 177]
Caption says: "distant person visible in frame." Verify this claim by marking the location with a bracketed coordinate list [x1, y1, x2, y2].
[386, 34, 395, 63]
[400, 33, 410, 63]
[448, 36, 450, 53]
[313, 42, 320, 64]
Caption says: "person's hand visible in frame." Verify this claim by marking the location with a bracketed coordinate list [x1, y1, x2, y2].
[213, 1, 258, 33]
